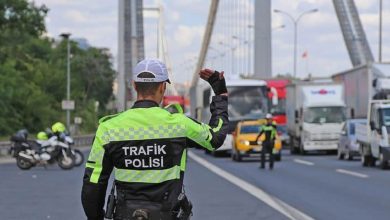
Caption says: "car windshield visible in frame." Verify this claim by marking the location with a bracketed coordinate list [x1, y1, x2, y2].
[349, 123, 356, 135]
[228, 86, 268, 121]
[240, 125, 261, 134]
[381, 108, 390, 126]
[269, 99, 286, 116]
[304, 107, 346, 123]
[276, 125, 287, 134]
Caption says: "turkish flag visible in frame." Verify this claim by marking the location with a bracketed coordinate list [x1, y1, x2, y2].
[302, 51, 308, 59]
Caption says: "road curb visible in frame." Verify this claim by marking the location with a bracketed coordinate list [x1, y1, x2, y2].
[0, 157, 14, 164]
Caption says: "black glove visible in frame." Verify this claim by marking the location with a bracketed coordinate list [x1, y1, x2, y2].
[207, 71, 227, 95]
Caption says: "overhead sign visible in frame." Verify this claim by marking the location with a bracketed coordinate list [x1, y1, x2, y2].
[62, 100, 75, 110]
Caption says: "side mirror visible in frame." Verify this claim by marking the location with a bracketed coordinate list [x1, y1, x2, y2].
[350, 108, 355, 119]
[270, 87, 278, 106]
[370, 121, 376, 131]
[272, 95, 278, 106]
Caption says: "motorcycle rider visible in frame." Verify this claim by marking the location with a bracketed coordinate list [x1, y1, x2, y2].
[81, 59, 229, 220]
[256, 113, 277, 170]
[36, 131, 52, 161]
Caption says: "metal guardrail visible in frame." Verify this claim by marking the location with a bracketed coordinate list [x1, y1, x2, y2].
[0, 134, 94, 156]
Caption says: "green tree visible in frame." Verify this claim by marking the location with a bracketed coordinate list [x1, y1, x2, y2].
[0, 0, 116, 136]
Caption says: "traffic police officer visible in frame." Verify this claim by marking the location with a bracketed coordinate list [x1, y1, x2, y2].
[81, 59, 229, 220]
[256, 113, 277, 170]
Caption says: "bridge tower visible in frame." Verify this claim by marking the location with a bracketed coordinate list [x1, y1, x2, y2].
[117, 0, 145, 111]
[254, 0, 272, 79]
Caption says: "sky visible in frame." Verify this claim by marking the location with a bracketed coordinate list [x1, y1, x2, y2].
[29, 0, 390, 83]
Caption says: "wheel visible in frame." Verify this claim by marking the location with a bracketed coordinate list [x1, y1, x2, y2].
[379, 151, 388, 170]
[337, 147, 345, 160]
[16, 156, 33, 170]
[73, 149, 85, 167]
[57, 151, 75, 170]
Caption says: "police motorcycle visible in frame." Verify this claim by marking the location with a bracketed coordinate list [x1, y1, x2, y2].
[10, 129, 75, 170]
[48, 122, 84, 166]
[61, 133, 84, 167]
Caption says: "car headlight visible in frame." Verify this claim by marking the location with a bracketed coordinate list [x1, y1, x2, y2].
[239, 140, 250, 146]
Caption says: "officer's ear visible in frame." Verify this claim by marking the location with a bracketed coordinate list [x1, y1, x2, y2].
[132, 81, 138, 92]
[159, 82, 166, 94]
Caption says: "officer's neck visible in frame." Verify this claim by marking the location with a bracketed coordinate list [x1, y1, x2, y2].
[136, 95, 162, 105]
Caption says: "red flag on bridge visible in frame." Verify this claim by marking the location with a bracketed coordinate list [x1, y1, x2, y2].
[302, 50, 308, 59]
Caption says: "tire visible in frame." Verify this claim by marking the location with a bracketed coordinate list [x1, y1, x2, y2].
[379, 151, 388, 170]
[16, 156, 33, 170]
[337, 147, 345, 160]
[73, 149, 84, 167]
[57, 151, 75, 170]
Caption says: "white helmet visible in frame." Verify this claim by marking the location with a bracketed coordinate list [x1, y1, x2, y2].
[265, 113, 273, 119]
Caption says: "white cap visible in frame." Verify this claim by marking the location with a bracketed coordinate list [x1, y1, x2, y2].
[133, 59, 171, 83]
[265, 113, 273, 119]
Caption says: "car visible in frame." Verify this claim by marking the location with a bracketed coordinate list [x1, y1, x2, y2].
[231, 120, 282, 162]
[337, 119, 365, 160]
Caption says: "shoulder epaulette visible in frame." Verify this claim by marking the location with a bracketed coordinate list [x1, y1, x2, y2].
[99, 113, 121, 124]
[164, 103, 184, 114]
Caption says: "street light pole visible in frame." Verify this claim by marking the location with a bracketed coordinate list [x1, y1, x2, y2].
[60, 33, 71, 129]
[219, 41, 236, 76]
[379, 0, 383, 63]
[274, 9, 318, 78]
[232, 35, 249, 76]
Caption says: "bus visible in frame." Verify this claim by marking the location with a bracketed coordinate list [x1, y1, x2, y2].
[266, 79, 289, 144]
[193, 79, 269, 155]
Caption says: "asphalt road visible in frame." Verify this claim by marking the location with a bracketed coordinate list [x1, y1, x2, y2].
[0, 149, 390, 220]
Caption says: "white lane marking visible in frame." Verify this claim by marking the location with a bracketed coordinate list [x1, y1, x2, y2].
[336, 169, 369, 178]
[188, 151, 314, 220]
[293, 159, 314, 166]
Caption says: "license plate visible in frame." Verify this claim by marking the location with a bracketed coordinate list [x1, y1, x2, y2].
[253, 146, 262, 152]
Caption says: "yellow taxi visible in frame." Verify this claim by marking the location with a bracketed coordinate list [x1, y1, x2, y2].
[231, 119, 282, 162]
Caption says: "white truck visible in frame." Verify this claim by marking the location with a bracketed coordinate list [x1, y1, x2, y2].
[332, 63, 390, 168]
[286, 82, 346, 154]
